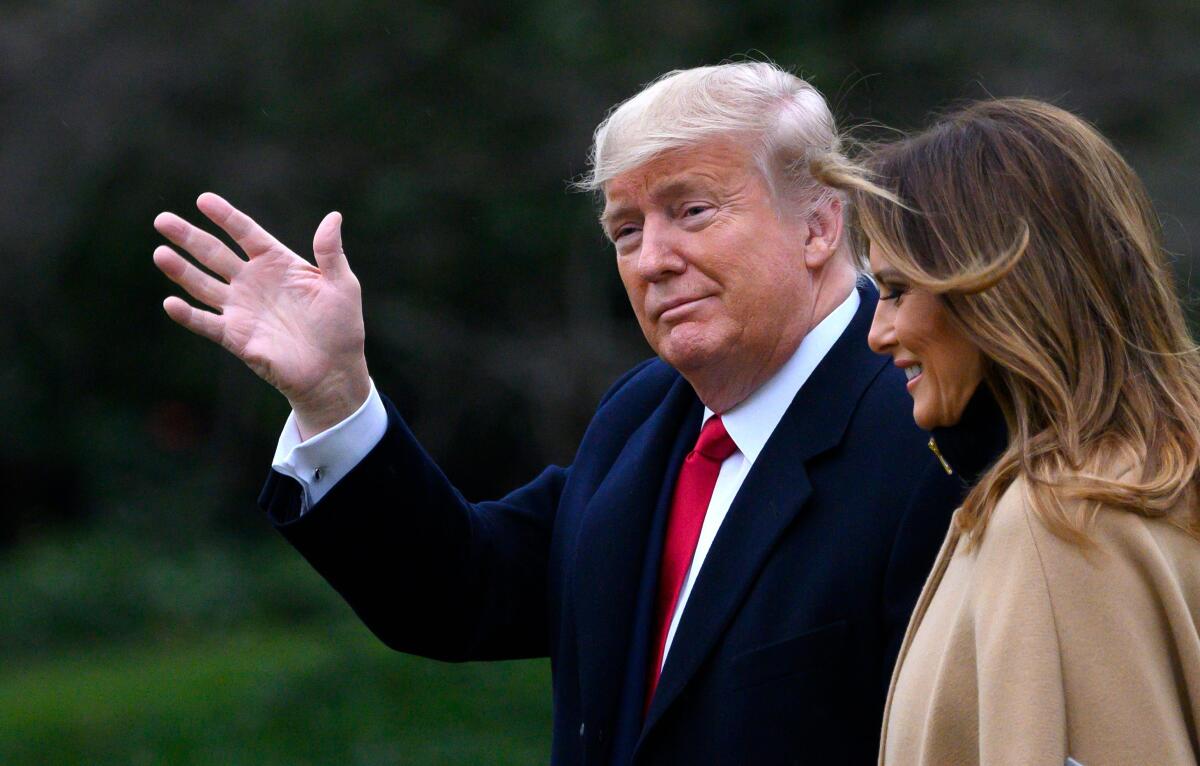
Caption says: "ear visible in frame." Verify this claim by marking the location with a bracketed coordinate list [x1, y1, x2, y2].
[802, 197, 844, 270]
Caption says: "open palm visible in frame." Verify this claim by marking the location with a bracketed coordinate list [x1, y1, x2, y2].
[154, 193, 370, 437]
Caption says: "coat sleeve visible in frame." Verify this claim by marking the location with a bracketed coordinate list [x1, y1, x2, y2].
[973, 491, 1199, 765]
[257, 359, 659, 664]
[1018, 505, 1200, 765]
[970, 495, 1070, 764]
[260, 395, 566, 662]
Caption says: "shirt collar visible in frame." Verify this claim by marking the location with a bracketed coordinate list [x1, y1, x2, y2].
[702, 288, 860, 465]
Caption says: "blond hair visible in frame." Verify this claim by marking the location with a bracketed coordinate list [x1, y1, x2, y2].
[578, 62, 860, 219]
[821, 98, 1200, 545]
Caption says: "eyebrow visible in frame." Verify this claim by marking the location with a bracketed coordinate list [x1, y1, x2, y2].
[872, 267, 906, 283]
[599, 204, 634, 230]
[599, 174, 719, 229]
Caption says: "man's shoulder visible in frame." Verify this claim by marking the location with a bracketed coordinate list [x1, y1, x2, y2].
[790, 287, 920, 449]
[584, 357, 692, 439]
[596, 357, 681, 408]
[562, 357, 691, 476]
[804, 316, 945, 487]
[855, 361, 924, 426]
[842, 361, 939, 475]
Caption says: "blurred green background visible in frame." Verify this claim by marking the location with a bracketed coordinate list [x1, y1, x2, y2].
[1, 0, 1197, 763]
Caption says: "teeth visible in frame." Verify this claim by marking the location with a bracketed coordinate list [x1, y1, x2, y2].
[904, 365, 923, 381]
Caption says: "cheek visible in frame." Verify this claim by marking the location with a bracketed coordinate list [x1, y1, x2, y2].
[892, 315, 926, 357]
[892, 293, 944, 354]
[616, 261, 645, 307]
[726, 254, 794, 307]
[902, 310, 983, 394]
[941, 341, 985, 391]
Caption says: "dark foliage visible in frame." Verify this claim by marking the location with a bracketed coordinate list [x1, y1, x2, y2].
[1, 0, 1196, 543]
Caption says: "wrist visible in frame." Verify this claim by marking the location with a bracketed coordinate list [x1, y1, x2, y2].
[289, 361, 371, 441]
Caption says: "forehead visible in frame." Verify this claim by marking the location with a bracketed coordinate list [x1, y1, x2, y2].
[601, 140, 756, 212]
[868, 240, 902, 273]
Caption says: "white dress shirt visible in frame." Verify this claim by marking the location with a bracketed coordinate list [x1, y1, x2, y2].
[273, 289, 861, 667]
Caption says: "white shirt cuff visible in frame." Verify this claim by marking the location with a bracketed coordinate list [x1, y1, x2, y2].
[271, 378, 388, 513]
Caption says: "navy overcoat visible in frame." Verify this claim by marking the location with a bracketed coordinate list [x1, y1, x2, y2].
[260, 282, 962, 765]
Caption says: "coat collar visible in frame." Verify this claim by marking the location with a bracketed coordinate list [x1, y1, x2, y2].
[572, 372, 701, 741]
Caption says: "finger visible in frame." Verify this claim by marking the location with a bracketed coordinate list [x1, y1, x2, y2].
[154, 211, 244, 280]
[162, 296, 225, 346]
[312, 211, 349, 279]
[153, 246, 229, 310]
[196, 192, 286, 259]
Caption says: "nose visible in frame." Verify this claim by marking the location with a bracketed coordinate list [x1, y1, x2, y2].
[868, 297, 896, 355]
[635, 215, 686, 282]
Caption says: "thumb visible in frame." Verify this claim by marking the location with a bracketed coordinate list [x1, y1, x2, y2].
[312, 211, 348, 278]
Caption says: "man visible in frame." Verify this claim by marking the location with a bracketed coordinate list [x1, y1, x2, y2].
[154, 62, 960, 764]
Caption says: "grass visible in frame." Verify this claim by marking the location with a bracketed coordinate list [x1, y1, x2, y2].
[0, 619, 552, 765]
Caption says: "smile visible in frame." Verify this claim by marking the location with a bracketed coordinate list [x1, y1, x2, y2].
[904, 364, 923, 382]
[657, 296, 711, 321]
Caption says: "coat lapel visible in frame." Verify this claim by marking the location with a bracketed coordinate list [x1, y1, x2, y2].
[639, 282, 889, 740]
[573, 373, 700, 736]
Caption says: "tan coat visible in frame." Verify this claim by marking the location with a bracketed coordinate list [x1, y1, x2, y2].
[880, 475, 1200, 765]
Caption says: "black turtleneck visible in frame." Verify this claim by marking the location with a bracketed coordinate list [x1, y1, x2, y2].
[929, 383, 1010, 491]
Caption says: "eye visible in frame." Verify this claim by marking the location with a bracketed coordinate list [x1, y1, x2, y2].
[879, 285, 908, 305]
[676, 202, 715, 224]
[612, 224, 641, 243]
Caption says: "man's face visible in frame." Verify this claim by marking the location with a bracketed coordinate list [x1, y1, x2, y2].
[602, 140, 814, 381]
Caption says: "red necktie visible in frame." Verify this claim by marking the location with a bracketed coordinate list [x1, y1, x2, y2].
[645, 415, 738, 709]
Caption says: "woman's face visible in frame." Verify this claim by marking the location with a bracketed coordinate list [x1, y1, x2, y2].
[867, 243, 987, 430]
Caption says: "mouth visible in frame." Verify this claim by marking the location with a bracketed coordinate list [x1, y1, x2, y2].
[899, 363, 924, 393]
[656, 296, 710, 322]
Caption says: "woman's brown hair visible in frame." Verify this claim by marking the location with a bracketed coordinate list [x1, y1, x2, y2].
[817, 98, 1200, 545]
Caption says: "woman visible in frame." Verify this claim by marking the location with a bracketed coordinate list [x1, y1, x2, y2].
[820, 99, 1200, 764]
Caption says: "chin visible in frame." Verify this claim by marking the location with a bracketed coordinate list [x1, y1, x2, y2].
[655, 325, 725, 372]
[914, 404, 961, 431]
[911, 402, 941, 431]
